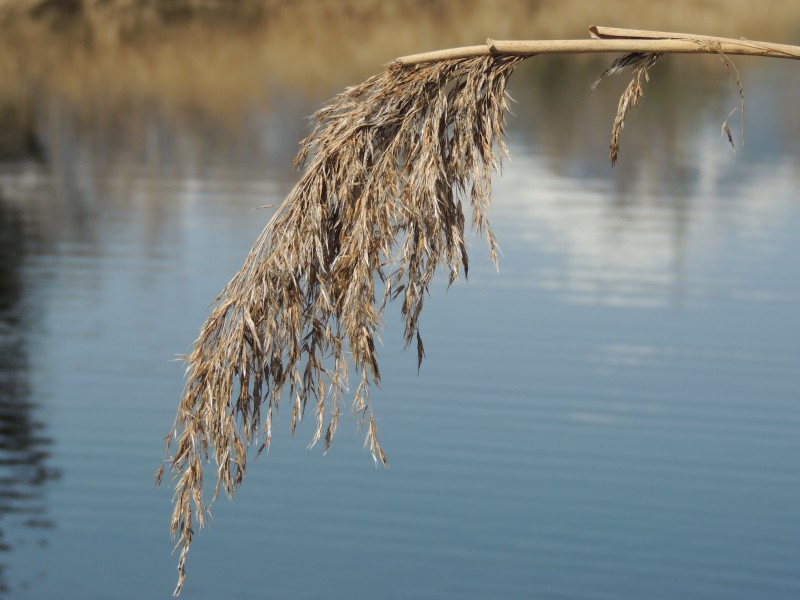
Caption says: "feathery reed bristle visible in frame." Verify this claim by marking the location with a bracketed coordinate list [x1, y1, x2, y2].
[712, 46, 746, 149]
[158, 54, 523, 594]
[593, 52, 662, 166]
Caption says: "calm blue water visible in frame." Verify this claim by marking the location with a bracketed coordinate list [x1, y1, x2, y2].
[0, 58, 798, 599]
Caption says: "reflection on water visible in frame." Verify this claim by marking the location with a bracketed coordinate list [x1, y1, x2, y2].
[491, 57, 800, 311]
[0, 7, 798, 598]
[0, 194, 58, 595]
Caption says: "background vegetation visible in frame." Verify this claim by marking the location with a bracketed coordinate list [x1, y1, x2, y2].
[1, 0, 799, 155]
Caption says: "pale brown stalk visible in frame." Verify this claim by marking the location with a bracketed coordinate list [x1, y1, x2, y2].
[397, 29, 800, 65]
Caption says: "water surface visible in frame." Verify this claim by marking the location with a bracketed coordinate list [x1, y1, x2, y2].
[0, 44, 798, 600]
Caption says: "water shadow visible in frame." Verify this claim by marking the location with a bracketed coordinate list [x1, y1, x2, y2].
[0, 193, 59, 596]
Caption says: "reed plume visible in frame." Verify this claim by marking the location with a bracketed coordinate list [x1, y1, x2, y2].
[157, 54, 523, 595]
[157, 26, 800, 594]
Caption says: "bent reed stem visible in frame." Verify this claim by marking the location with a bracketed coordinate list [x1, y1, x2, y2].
[396, 26, 800, 65]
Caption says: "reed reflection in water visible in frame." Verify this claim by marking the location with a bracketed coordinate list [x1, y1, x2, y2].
[0, 5, 798, 598]
[0, 194, 59, 596]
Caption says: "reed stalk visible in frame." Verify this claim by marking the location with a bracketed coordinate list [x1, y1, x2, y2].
[397, 26, 800, 64]
[158, 26, 800, 595]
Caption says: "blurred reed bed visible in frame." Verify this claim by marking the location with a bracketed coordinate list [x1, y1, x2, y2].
[1, 0, 800, 154]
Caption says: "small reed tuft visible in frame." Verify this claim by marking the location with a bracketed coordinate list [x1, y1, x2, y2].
[592, 52, 663, 166]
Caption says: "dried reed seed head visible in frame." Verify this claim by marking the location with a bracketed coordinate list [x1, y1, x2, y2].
[158, 39, 758, 594]
[159, 54, 523, 595]
[591, 52, 662, 166]
[593, 48, 746, 164]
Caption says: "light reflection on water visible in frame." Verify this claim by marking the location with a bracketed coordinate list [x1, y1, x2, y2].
[0, 55, 798, 600]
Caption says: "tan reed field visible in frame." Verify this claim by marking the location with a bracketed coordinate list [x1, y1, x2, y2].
[1, 0, 799, 127]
